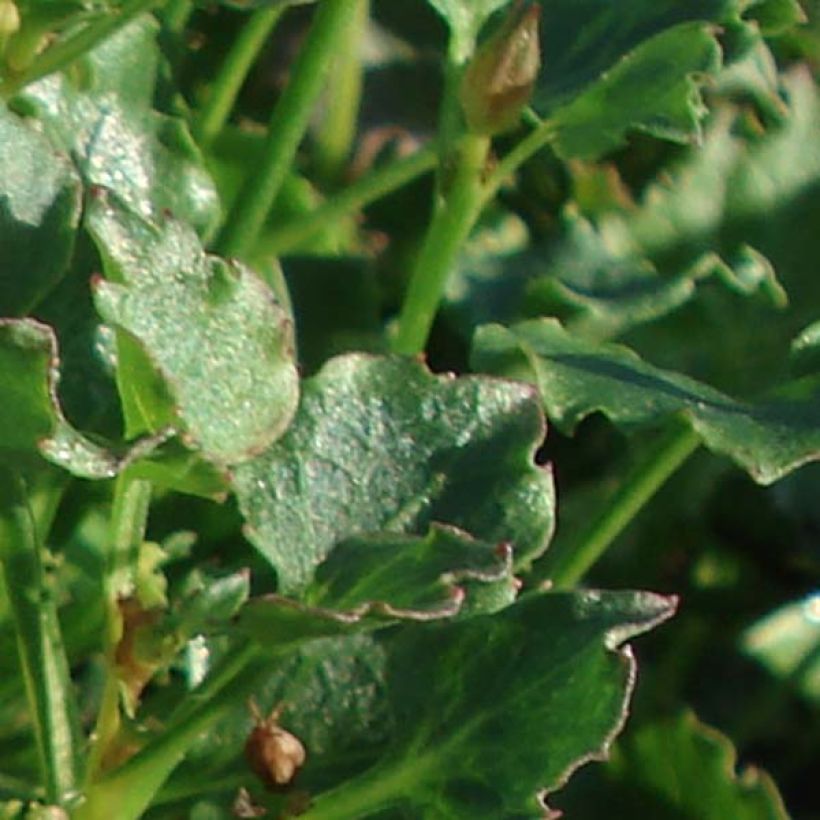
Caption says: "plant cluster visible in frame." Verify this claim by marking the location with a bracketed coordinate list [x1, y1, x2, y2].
[0, 0, 818, 818]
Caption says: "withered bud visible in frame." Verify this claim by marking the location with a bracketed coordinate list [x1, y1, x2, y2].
[460, 2, 541, 136]
[245, 701, 306, 791]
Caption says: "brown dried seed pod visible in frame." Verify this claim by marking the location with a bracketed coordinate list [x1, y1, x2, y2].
[245, 701, 306, 791]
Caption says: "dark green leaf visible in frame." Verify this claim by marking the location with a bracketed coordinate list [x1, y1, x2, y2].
[86, 191, 300, 466]
[0, 102, 81, 316]
[472, 319, 820, 484]
[232, 354, 554, 592]
[0, 318, 122, 477]
[550, 23, 721, 159]
[237, 525, 516, 647]
[532, 0, 734, 114]
[20, 17, 220, 237]
[170, 634, 391, 797]
[301, 590, 676, 819]
[587, 712, 790, 819]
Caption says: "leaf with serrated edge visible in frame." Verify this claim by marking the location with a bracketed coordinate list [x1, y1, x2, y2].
[237, 525, 515, 646]
[0, 318, 167, 478]
[599, 711, 791, 819]
[299, 590, 676, 819]
[472, 319, 820, 484]
[86, 191, 299, 466]
[231, 354, 553, 593]
[550, 23, 720, 159]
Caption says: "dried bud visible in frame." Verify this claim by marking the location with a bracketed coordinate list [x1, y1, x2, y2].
[460, 2, 541, 136]
[245, 701, 306, 791]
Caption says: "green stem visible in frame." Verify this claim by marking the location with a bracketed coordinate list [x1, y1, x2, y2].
[78, 643, 262, 820]
[84, 472, 152, 785]
[258, 142, 437, 256]
[1, 0, 164, 98]
[195, 3, 285, 148]
[390, 132, 490, 356]
[216, 0, 360, 260]
[548, 424, 701, 589]
[483, 117, 557, 203]
[0, 467, 79, 806]
[313, 0, 368, 186]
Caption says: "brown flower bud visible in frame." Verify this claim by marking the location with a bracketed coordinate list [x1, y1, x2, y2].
[245, 701, 306, 791]
[460, 2, 541, 136]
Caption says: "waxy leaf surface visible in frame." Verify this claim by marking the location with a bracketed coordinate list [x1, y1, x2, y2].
[300, 590, 676, 819]
[21, 17, 220, 237]
[232, 354, 553, 592]
[87, 192, 299, 466]
[0, 103, 81, 317]
[237, 525, 516, 647]
[472, 319, 820, 484]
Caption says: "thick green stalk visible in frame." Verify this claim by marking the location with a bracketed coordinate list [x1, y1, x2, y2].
[216, 0, 360, 259]
[259, 142, 437, 256]
[548, 424, 701, 589]
[1, 0, 164, 98]
[0, 467, 79, 806]
[195, 3, 285, 148]
[390, 132, 490, 356]
[313, 0, 368, 186]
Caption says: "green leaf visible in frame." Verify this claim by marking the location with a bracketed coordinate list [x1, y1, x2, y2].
[86, 191, 300, 466]
[172, 568, 251, 639]
[173, 634, 391, 796]
[550, 22, 721, 159]
[425, 0, 512, 61]
[0, 318, 125, 478]
[472, 319, 820, 484]
[743, 592, 820, 704]
[533, 0, 733, 113]
[231, 354, 554, 592]
[0, 101, 81, 316]
[20, 17, 220, 237]
[747, 0, 806, 35]
[300, 590, 676, 819]
[237, 525, 515, 647]
[592, 711, 790, 819]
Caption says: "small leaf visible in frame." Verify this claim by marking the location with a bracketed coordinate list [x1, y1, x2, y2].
[86, 191, 299, 466]
[237, 525, 515, 647]
[301, 590, 676, 819]
[472, 319, 820, 484]
[0, 101, 81, 316]
[0, 318, 123, 478]
[231, 354, 554, 592]
[550, 23, 721, 159]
